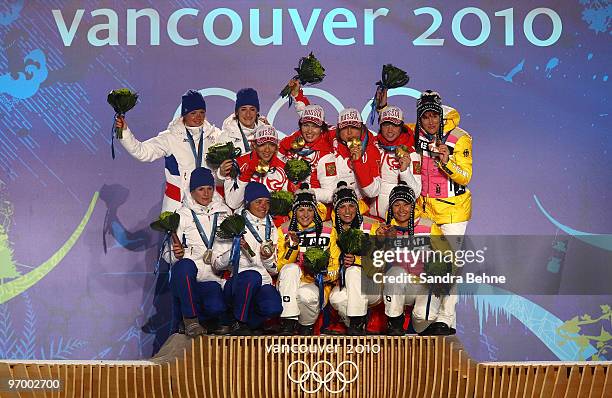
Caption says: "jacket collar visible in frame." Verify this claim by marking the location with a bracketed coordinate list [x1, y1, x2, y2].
[185, 192, 227, 215]
[168, 116, 216, 139]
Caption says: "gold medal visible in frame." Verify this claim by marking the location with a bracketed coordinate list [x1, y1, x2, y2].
[395, 145, 409, 159]
[255, 159, 270, 175]
[347, 138, 361, 149]
[290, 136, 306, 151]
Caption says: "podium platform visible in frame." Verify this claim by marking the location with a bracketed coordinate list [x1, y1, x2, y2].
[1, 335, 610, 397]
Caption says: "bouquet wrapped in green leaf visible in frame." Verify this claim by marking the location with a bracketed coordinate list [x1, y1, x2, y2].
[206, 142, 242, 166]
[216, 214, 246, 239]
[269, 190, 294, 217]
[377, 64, 410, 90]
[279, 52, 326, 99]
[284, 159, 312, 184]
[150, 211, 180, 234]
[303, 248, 330, 276]
[107, 88, 138, 139]
[304, 247, 331, 309]
[217, 214, 255, 257]
[150, 212, 181, 270]
[206, 142, 242, 178]
[423, 258, 455, 297]
[369, 64, 410, 124]
[337, 228, 372, 256]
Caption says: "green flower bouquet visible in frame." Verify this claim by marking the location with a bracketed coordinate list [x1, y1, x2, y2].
[107, 88, 138, 139]
[423, 258, 455, 297]
[206, 141, 242, 178]
[337, 228, 372, 256]
[369, 64, 410, 124]
[269, 190, 294, 217]
[150, 211, 180, 234]
[303, 248, 330, 276]
[285, 159, 312, 184]
[150, 211, 180, 274]
[279, 52, 326, 100]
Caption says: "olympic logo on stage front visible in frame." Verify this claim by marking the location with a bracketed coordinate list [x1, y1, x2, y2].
[286, 359, 359, 394]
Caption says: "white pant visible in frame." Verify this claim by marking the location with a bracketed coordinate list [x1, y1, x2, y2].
[382, 266, 441, 333]
[440, 221, 468, 251]
[436, 285, 457, 328]
[278, 263, 302, 319]
[296, 283, 327, 326]
[329, 266, 381, 325]
[437, 221, 468, 328]
[277, 263, 326, 326]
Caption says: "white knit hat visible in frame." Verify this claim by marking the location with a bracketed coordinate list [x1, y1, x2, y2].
[380, 106, 403, 125]
[337, 108, 362, 129]
[254, 124, 278, 145]
[301, 105, 325, 126]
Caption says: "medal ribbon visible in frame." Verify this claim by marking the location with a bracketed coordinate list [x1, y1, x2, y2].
[242, 210, 272, 243]
[378, 144, 398, 153]
[186, 128, 204, 168]
[190, 210, 218, 250]
[315, 273, 325, 310]
[236, 121, 251, 152]
[296, 148, 316, 157]
[229, 234, 244, 281]
[296, 226, 317, 236]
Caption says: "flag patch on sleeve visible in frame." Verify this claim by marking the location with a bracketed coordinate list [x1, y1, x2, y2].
[325, 162, 337, 176]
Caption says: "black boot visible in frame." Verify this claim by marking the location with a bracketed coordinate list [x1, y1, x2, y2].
[419, 321, 452, 336]
[279, 319, 299, 335]
[211, 321, 240, 335]
[387, 315, 405, 336]
[347, 316, 367, 336]
[249, 327, 264, 336]
[262, 321, 281, 335]
[297, 324, 314, 336]
[319, 325, 343, 335]
[232, 322, 253, 336]
[183, 317, 206, 338]
[207, 320, 221, 335]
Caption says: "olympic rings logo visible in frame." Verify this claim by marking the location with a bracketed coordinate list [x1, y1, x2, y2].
[286, 359, 359, 394]
[174, 87, 422, 137]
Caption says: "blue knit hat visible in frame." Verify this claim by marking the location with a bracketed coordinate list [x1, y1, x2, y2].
[181, 90, 206, 116]
[235, 88, 259, 112]
[189, 167, 215, 191]
[244, 182, 270, 206]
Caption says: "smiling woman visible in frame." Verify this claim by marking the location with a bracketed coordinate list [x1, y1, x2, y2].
[51, 7, 389, 47]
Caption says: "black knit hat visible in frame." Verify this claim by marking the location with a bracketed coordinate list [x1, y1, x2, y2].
[415, 90, 444, 152]
[386, 181, 416, 235]
[333, 181, 358, 208]
[289, 183, 322, 233]
[292, 183, 317, 211]
[332, 181, 362, 232]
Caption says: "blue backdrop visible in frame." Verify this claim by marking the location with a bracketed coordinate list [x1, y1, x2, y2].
[0, 0, 610, 361]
